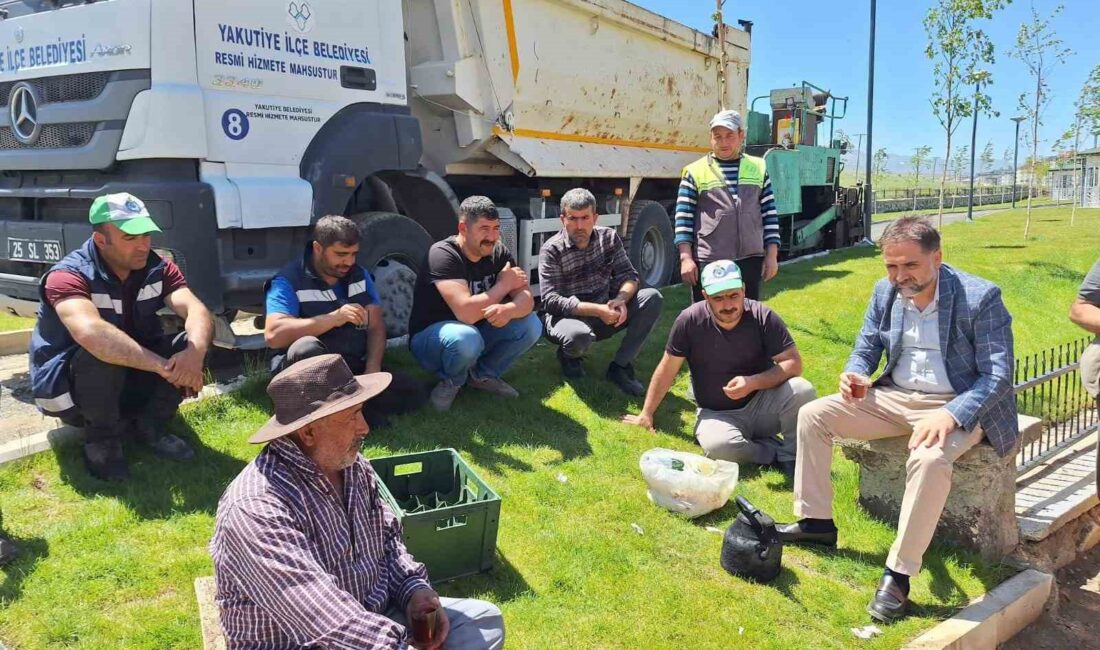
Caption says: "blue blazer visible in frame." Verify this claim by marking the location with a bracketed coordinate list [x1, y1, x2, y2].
[846, 263, 1018, 456]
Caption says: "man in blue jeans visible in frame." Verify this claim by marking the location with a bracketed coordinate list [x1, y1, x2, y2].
[407, 196, 541, 411]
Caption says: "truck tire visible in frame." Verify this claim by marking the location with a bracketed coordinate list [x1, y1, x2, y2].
[627, 200, 675, 288]
[348, 211, 433, 339]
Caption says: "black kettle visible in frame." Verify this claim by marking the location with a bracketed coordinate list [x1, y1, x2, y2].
[720, 496, 783, 583]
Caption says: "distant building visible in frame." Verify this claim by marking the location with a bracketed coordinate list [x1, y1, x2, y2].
[1048, 147, 1100, 208]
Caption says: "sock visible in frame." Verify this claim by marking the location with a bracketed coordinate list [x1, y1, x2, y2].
[884, 567, 911, 595]
[798, 518, 837, 533]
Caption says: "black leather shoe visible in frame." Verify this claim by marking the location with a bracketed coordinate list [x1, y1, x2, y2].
[557, 348, 585, 379]
[606, 362, 645, 396]
[775, 521, 838, 547]
[867, 574, 909, 623]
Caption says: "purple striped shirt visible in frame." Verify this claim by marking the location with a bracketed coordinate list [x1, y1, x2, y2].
[210, 437, 430, 649]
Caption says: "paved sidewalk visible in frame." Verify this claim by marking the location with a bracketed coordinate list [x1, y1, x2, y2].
[1002, 550, 1100, 649]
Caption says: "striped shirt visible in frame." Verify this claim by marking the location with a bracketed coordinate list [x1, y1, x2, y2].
[210, 437, 430, 649]
[538, 225, 639, 317]
[673, 157, 780, 251]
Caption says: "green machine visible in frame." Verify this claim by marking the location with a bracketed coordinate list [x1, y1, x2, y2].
[745, 81, 866, 256]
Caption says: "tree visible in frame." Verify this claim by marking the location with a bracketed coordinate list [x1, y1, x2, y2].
[1079, 63, 1100, 148]
[911, 145, 933, 186]
[952, 144, 971, 182]
[924, 0, 1005, 227]
[873, 148, 889, 178]
[1008, 3, 1073, 238]
[981, 140, 995, 173]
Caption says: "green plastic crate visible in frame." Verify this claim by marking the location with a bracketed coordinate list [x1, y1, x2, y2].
[368, 448, 500, 582]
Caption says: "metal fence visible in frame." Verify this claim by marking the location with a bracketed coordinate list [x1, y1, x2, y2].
[1014, 336, 1099, 471]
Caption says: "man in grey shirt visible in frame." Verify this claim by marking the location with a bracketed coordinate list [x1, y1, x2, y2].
[1069, 257, 1100, 493]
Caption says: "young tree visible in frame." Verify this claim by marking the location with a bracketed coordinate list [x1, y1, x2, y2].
[924, 0, 1005, 227]
[873, 147, 889, 178]
[953, 144, 971, 182]
[981, 140, 995, 173]
[1008, 3, 1073, 238]
[911, 145, 933, 186]
[1079, 63, 1100, 148]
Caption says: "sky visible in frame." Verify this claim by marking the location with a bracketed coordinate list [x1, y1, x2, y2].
[634, 0, 1097, 168]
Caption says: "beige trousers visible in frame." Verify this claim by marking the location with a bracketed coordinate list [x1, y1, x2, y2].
[793, 385, 984, 575]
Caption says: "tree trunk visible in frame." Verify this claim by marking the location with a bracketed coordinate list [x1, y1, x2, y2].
[938, 134, 952, 229]
[1023, 77, 1041, 240]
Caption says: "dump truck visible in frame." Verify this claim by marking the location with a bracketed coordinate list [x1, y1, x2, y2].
[0, 0, 860, 345]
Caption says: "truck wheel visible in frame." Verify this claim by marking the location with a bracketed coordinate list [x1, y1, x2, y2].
[348, 211, 433, 339]
[627, 200, 675, 288]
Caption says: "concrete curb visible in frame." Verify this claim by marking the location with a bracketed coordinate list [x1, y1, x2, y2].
[903, 569, 1053, 649]
[0, 374, 253, 467]
[0, 329, 31, 356]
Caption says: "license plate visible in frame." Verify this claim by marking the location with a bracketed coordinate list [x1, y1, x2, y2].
[7, 237, 63, 263]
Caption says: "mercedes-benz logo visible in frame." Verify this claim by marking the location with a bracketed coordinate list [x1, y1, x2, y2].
[8, 83, 41, 146]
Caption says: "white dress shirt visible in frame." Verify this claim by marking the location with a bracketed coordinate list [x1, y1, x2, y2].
[891, 282, 954, 394]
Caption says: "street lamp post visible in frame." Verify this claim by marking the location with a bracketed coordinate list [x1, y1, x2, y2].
[863, 0, 877, 241]
[966, 80, 980, 222]
[1010, 116, 1026, 208]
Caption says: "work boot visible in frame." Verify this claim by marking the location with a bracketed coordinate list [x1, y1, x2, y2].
[133, 420, 195, 461]
[0, 531, 18, 566]
[467, 372, 519, 398]
[557, 347, 585, 379]
[430, 379, 462, 412]
[82, 439, 129, 482]
[606, 362, 645, 396]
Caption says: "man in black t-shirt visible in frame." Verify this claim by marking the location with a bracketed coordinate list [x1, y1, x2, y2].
[408, 196, 542, 411]
[622, 260, 815, 476]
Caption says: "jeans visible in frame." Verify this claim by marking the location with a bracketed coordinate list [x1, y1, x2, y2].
[543, 287, 663, 367]
[64, 332, 189, 443]
[409, 313, 542, 385]
[384, 597, 504, 650]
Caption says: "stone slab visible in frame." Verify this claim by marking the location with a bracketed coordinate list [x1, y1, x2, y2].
[1015, 434, 1098, 543]
[904, 569, 1053, 649]
[0, 329, 31, 356]
[195, 576, 227, 650]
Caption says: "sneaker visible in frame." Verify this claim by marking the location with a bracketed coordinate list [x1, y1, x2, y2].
[0, 532, 18, 566]
[82, 440, 129, 482]
[133, 419, 195, 461]
[606, 362, 645, 397]
[557, 347, 585, 379]
[145, 433, 196, 462]
[467, 373, 519, 398]
[430, 379, 462, 411]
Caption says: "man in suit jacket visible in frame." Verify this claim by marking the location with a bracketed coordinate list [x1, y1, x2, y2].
[777, 216, 1015, 623]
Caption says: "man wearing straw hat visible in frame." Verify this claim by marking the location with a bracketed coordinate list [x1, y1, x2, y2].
[210, 354, 504, 649]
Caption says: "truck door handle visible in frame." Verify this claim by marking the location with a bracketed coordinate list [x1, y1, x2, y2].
[340, 66, 377, 91]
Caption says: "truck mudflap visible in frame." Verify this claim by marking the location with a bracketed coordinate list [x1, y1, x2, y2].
[0, 177, 224, 313]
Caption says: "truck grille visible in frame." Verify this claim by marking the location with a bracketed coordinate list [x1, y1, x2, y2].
[0, 72, 110, 106]
[0, 123, 97, 149]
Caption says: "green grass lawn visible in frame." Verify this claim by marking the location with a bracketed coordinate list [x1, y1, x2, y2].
[0, 312, 34, 333]
[1, 208, 1097, 649]
[871, 199, 1068, 223]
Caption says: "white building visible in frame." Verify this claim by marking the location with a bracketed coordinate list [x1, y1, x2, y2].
[1049, 147, 1100, 208]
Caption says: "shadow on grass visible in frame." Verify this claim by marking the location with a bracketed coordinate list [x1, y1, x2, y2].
[352, 346, 595, 474]
[0, 534, 48, 602]
[766, 245, 881, 299]
[438, 549, 534, 603]
[51, 419, 246, 520]
[1027, 260, 1087, 282]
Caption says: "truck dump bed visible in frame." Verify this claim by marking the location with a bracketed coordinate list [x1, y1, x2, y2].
[404, 0, 750, 179]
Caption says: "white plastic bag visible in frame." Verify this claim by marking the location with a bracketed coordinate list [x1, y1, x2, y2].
[639, 448, 739, 518]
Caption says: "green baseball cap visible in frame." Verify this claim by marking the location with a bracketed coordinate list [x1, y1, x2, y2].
[88, 193, 162, 235]
[701, 260, 744, 295]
